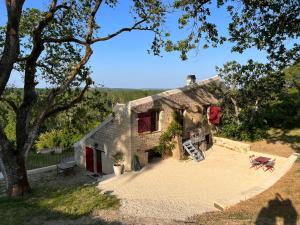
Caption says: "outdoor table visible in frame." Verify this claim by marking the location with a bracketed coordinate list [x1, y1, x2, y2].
[255, 156, 271, 164]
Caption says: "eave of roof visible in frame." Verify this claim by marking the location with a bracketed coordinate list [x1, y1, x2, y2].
[128, 75, 220, 108]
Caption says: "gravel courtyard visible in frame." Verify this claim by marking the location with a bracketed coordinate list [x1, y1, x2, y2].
[98, 146, 288, 221]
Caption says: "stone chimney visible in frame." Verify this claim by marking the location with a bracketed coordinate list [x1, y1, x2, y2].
[186, 75, 196, 85]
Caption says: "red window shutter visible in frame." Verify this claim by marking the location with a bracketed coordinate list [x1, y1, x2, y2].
[209, 106, 221, 125]
[138, 112, 151, 133]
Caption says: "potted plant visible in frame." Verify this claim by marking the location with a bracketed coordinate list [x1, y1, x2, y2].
[111, 151, 124, 176]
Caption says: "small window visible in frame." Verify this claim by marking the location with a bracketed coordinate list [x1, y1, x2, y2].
[138, 110, 159, 133]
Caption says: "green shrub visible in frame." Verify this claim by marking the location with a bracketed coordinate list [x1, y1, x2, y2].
[111, 151, 124, 166]
[218, 123, 267, 141]
[35, 129, 82, 151]
[155, 111, 182, 156]
[35, 130, 63, 151]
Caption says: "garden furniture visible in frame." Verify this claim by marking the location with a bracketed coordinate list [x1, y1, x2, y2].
[249, 155, 261, 169]
[263, 159, 276, 172]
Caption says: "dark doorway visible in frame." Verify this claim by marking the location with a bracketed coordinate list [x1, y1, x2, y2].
[205, 134, 213, 149]
[147, 149, 162, 163]
[96, 150, 102, 174]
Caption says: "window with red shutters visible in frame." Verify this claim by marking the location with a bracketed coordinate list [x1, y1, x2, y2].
[138, 111, 159, 133]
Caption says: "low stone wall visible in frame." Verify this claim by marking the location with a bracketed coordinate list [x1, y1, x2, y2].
[0, 161, 75, 181]
[213, 136, 250, 153]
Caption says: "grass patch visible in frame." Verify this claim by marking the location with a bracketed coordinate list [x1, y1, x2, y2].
[0, 184, 119, 225]
[267, 128, 300, 144]
[249, 128, 300, 157]
[228, 211, 252, 220]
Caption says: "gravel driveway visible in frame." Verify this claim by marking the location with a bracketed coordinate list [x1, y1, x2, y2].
[98, 146, 287, 221]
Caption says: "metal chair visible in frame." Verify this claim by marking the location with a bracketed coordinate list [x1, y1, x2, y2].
[249, 155, 261, 169]
[263, 159, 276, 172]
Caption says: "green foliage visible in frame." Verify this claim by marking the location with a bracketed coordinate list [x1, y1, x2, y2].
[264, 62, 300, 129]
[227, 0, 299, 68]
[156, 111, 182, 156]
[3, 113, 16, 142]
[111, 151, 124, 166]
[216, 60, 285, 141]
[284, 62, 300, 91]
[35, 130, 62, 150]
[35, 129, 81, 151]
[0, 185, 119, 225]
[218, 119, 267, 141]
[217, 61, 300, 141]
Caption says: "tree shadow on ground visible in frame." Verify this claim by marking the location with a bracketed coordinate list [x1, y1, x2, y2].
[265, 129, 300, 152]
[255, 193, 298, 225]
[0, 187, 124, 225]
[0, 167, 124, 225]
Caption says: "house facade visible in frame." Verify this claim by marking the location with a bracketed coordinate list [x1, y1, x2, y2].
[74, 75, 222, 174]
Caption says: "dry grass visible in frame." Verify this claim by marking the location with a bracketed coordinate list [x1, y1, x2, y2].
[248, 128, 300, 158]
[195, 128, 300, 225]
[250, 141, 294, 158]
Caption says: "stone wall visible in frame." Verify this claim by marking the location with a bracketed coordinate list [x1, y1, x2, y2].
[75, 104, 133, 173]
[213, 136, 250, 153]
[130, 85, 217, 165]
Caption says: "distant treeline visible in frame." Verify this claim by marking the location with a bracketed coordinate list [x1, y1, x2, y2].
[0, 88, 164, 151]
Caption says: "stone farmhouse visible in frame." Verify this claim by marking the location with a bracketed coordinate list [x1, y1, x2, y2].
[74, 75, 222, 174]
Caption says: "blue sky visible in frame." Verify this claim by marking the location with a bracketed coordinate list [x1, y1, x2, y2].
[0, 0, 268, 89]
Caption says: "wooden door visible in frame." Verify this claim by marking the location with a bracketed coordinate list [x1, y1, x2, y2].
[85, 147, 94, 172]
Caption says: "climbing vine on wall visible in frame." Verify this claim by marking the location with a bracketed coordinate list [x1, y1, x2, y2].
[155, 111, 182, 156]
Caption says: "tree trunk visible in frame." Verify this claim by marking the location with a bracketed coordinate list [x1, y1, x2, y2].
[0, 0, 25, 96]
[230, 97, 241, 125]
[1, 149, 31, 197]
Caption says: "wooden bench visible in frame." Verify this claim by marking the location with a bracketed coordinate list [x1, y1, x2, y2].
[57, 157, 76, 176]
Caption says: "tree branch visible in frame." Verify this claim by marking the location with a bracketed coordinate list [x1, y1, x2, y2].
[43, 37, 87, 44]
[43, 19, 150, 45]
[45, 84, 89, 119]
[0, 0, 25, 97]
[91, 19, 148, 43]
[16, 56, 30, 62]
[34, 0, 104, 127]
[87, 0, 103, 41]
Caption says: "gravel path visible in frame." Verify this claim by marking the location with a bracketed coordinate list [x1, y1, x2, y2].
[98, 146, 288, 221]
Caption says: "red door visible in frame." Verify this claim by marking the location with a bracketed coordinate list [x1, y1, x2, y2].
[85, 147, 94, 172]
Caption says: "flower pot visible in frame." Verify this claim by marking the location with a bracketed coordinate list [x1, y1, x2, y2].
[113, 164, 123, 176]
